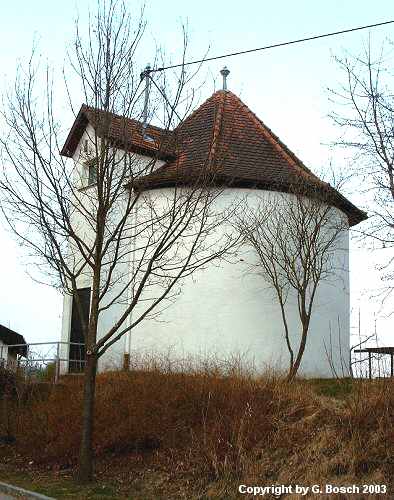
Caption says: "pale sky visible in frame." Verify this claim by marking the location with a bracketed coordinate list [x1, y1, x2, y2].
[0, 0, 394, 347]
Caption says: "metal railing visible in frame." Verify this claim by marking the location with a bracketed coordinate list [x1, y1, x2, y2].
[352, 351, 393, 379]
[0, 342, 86, 383]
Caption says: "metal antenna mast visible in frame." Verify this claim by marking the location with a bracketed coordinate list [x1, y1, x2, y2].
[140, 64, 151, 138]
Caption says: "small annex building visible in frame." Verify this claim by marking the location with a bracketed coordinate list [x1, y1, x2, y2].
[0, 324, 27, 370]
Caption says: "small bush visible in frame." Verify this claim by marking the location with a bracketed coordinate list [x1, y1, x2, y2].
[306, 377, 354, 398]
[0, 366, 18, 397]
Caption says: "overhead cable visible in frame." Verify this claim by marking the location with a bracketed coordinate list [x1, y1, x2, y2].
[147, 20, 394, 73]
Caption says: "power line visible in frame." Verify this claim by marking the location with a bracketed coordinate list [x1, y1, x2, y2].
[149, 20, 394, 73]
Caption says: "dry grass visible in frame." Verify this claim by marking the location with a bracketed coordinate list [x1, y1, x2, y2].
[1, 359, 394, 498]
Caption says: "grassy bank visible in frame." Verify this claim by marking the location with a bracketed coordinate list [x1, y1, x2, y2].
[1, 365, 393, 499]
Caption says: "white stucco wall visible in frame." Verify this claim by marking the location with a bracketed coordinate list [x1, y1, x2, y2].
[0, 340, 18, 369]
[118, 188, 350, 378]
[60, 136, 351, 378]
[0, 340, 8, 365]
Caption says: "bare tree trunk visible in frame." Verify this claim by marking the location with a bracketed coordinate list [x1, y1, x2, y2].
[77, 353, 98, 483]
[287, 323, 309, 382]
[236, 182, 348, 384]
[278, 301, 293, 371]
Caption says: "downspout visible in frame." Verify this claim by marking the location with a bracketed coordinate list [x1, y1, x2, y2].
[124, 63, 151, 369]
[123, 189, 137, 369]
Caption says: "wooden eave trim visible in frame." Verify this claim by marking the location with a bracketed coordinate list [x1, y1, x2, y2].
[60, 106, 89, 158]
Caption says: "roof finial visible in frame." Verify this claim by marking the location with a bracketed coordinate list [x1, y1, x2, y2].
[220, 66, 230, 91]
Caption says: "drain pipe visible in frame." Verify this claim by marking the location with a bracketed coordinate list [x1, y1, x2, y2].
[123, 190, 138, 370]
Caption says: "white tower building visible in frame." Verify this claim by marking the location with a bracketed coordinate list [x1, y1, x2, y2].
[60, 77, 366, 377]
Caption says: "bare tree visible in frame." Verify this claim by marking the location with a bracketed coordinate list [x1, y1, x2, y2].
[235, 182, 348, 381]
[330, 44, 394, 303]
[0, 0, 236, 482]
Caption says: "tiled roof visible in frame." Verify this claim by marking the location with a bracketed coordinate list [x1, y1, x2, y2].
[136, 91, 366, 226]
[144, 91, 320, 182]
[61, 105, 173, 160]
[60, 92, 367, 226]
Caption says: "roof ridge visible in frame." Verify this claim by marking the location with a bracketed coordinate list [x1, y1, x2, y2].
[83, 104, 169, 134]
[207, 91, 226, 166]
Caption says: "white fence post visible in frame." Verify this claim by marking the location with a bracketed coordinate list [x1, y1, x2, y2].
[55, 343, 60, 384]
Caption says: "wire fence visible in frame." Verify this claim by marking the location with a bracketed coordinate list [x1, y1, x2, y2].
[0, 342, 85, 383]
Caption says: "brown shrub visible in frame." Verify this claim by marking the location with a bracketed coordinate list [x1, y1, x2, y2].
[8, 361, 313, 466]
[6, 361, 394, 492]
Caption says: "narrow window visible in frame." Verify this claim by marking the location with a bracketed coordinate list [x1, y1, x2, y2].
[88, 163, 97, 185]
[84, 158, 98, 186]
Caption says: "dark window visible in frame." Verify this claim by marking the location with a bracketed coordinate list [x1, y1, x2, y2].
[84, 158, 97, 186]
[69, 288, 90, 372]
[88, 163, 97, 186]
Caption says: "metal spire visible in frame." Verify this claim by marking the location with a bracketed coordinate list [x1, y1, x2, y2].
[220, 66, 230, 91]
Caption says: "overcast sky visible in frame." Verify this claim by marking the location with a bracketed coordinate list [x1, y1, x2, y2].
[0, 0, 393, 347]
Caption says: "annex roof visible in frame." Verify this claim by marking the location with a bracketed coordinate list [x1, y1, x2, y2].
[61, 105, 173, 161]
[354, 347, 394, 355]
[0, 324, 27, 357]
[61, 91, 367, 226]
